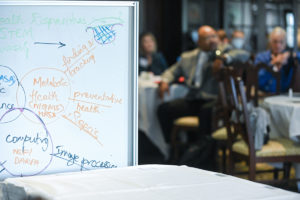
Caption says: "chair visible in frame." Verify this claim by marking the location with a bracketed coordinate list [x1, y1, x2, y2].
[170, 61, 265, 170]
[214, 67, 243, 173]
[291, 59, 300, 92]
[246, 62, 281, 106]
[214, 81, 233, 173]
[171, 116, 199, 161]
[219, 67, 282, 178]
[228, 76, 300, 181]
[171, 101, 223, 164]
[200, 64, 247, 173]
[217, 62, 283, 175]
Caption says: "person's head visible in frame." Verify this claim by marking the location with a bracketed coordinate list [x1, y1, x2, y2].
[198, 26, 219, 52]
[269, 27, 286, 55]
[217, 29, 229, 45]
[140, 32, 157, 55]
[231, 30, 245, 49]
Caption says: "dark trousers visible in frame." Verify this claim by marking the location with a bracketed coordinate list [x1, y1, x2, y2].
[157, 98, 214, 143]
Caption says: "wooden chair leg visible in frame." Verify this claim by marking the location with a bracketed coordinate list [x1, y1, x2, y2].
[228, 151, 234, 175]
[171, 126, 180, 162]
[273, 168, 279, 180]
[283, 162, 292, 180]
[249, 160, 256, 181]
[221, 146, 226, 173]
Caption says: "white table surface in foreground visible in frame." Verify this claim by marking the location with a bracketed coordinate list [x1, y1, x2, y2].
[263, 95, 300, 142]
[1, 165, 300, 200]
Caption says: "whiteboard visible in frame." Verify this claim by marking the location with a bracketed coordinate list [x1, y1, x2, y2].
[0, 1, 138, 179]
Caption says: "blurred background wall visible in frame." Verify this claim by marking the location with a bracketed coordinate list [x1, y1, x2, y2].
[139, 0, 299, 65]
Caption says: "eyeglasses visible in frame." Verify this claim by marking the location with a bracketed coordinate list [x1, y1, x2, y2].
[203, 34, 218, 41]
[271, 39, 285, 45]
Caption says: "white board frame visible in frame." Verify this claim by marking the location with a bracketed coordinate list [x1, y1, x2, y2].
[0, 0, 139, 177]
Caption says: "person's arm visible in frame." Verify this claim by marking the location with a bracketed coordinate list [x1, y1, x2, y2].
[270, 51, 290, 71]
[158, 81, 170, 99]
[212, 58, 225, 78]
[254, 52, 272, 92]
[160, 58, 183, 84]
[224, 49, 250, 64]
[159, 59, 183, 99]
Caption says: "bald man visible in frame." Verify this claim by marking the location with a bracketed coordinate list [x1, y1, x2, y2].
[157, 25, 249, 147]
[254, 27, 300, 93]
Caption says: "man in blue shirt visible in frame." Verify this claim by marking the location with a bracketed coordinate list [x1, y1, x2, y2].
[254, 27, 300, 93]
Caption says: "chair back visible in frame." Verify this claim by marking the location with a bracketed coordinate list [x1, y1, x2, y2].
[291, 58, 300, 92]
[227, 76, 256, 158]
[218, 68, 244, 146]
[245, 64, 259, 105]
[244, 62, 282, 106]
[237, 79, 256, 158]
[218, 78, 234, 146]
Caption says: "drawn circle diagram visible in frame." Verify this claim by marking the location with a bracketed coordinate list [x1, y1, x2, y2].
[0, 65, 26, 124]
[17, 67, 71, 124]
[0, 108, 53, 177]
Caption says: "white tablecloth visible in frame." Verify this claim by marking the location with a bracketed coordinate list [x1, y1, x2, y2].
[138, 77, 188, 159]
[263, 95, 300, 183]
[1, 165, 300, 200]
[262, 95, 300, 142]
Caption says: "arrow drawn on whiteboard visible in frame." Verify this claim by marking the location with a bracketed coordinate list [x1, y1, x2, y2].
[0, 160, 7, 174]
[34, 42, 66, 48]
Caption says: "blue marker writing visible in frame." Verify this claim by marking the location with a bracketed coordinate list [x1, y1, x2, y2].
[0, 160, 6, 173]
[80, 157, 117, 170]
[6, 133, 49, 152]
[0, 88, 5, 93]
[0, 74, 16, 86]
[86, 24, 121, 45]
[52, 146, 80, 166]
[0, 102, 14, 110]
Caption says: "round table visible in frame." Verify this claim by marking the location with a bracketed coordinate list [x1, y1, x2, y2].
[263, 95, 300, 187]
[262, 95, 300, 142]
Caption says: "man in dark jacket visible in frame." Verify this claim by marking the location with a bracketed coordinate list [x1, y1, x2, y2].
[157, 25, 250, 143]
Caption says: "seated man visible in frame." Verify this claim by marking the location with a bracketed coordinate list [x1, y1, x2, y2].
[255, 27, 300, 93]
[157, 25, 250, 144]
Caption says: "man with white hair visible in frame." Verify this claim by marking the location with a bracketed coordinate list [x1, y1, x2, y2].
[254, 27, 300, 93]
[255, 27, 300, 191]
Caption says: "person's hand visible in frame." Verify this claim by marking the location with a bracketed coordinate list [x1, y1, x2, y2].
[158, 81, 170, 99]
[212, 58, 224, 77]
[271, 52, 290, 71]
